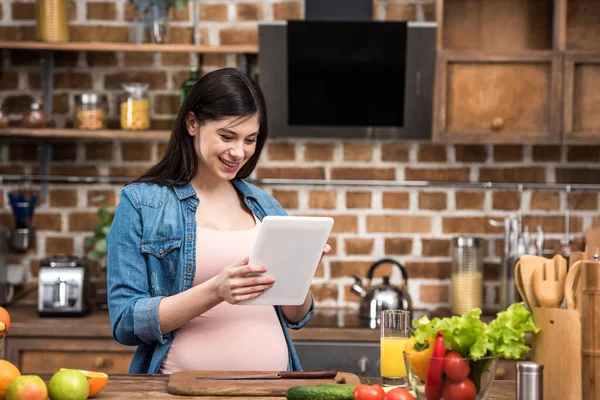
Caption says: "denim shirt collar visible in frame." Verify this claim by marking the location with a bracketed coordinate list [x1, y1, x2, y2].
[172, 179, 257, 201]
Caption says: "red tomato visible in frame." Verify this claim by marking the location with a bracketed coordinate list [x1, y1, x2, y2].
[353, 383, 386, 400]
[442, 352, 471, 381]
[441, 378, 477, 400]
[385, 387, 415, 400]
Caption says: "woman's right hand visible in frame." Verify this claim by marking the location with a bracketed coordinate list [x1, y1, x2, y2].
[212, 257, 275, 304]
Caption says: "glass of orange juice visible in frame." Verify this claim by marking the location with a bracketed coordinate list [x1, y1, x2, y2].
[380, 310, 411, 387]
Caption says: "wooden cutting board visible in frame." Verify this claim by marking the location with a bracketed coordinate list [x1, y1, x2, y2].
[167, 370, 361, 397]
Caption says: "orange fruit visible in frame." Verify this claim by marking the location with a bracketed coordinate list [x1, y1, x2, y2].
[0, 360, 21, 399]
[0, 307, 11, 337]
[59, 369, 108, 398]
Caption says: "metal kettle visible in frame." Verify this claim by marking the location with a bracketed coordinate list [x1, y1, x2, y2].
[351, 258, 413, 328]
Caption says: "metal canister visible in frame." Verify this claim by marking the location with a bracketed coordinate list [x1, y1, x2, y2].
[451, 237, 483, 315]
[516, 362, 543, 400]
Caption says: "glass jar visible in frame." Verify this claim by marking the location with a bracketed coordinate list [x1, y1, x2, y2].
[120, 83, 150, 131]
[0, 104, 8, 128]
[21, 101, 46, 128]
[75, 93, 107, 130]
[451, 237, 484, 316]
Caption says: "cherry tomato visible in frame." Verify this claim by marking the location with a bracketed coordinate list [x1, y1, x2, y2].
[441, 378, 477, 400]
[385, 387, 415, 400]
[353, 383, 386, 400]
[442, 352, 471, 381]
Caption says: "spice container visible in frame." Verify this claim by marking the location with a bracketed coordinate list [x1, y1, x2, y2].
[120, 83, 150, 130]
[516, 362, 543, 400]
[37, 0, 69, 42]
[75, 93, 107, 130]
[451, 237, 483, 315]
[21, 102, 46, 128]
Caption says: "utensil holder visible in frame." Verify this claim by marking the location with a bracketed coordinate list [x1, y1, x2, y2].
[531, 307, 581, 400]
[9, 227, 35, 252]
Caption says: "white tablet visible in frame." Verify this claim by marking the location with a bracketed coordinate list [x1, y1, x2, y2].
[239, 216, 335, 306]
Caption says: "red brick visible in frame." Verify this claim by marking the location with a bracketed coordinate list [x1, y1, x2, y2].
[69, 212, 99, 232]
[8, 142, 38, 162]
[385, 4, 416, 20]
[423, 3, 436, 21]
[45, 165, 99, 177]
[367, 216, 431, 233]
[87, 190, 116, 207]
[108, 166, 149, 178]
[104, 71, 167, 90]
[219, 28, 258, 45]
[86, 52, 118, 67]
[418, 192, 447, 210]
[0, 26, 36, 41]
[493, 145, 523, 162]
[308, 191, 337, 209]
[201, 4, 229, 21]
[271, 190, 298, 209]
[310, 284, 338, 303]
[532, 145, 561, 162]
[455, 192, 485, 210]
[34, 213, 62, 231]
[420, 284, 449, 304]
[405, 168, 470, 182]
[330, 261, 375, 278]
[236, 3, 263, 20]
[153, 94, 179, 115]
[84, 142, 114, 161]
[46, 236, 74, 255]
[422, 239, 451, 257]
[202, 54, 228, 67]
[346, 192, 371, 209]
[161, 53, 191, 67]
[304, 143, 334, 161]
[479, 168, 546, 183]
[1, 94, 34, 114]
[86, 2, 117, 20]
[521, 216, 582, 234]
[168, 4, 190, 21]
[492, 191, 520, 211]
[382, 192, 409, 209]
[267, 142, 296, 161]
[53, 93, 70, 115]
[556, 168, 600, 184]
[331, 167, 395, 180]
[256, 167, 325, 179]
[124, 52, 155, 67]
[166, 27, 193, 44]
[567, 146, 600, 162]
[0, 3, 3, 20]
[454, 145, 487, 163]
[418, 144, 447, 162]
[0, 191, 3, 208]
[51, 142, 77, 161]
[0, 71, 18, 90]
[328, 215, 358, 234]
[384, 238, 413, 255]
[345, 238, 374, 255]
[49, 189, 78, 208]
[442, 217, 502, 234]
[273, 2, 301, 20]
[530, 192, 560, 211]
[11, 1, 35, 20]
[122, 142, 153, 162]
[343, 144, 372, 162]
[157, 143, 169, 159]
[327, 236, 338, 256]
[69, 25, 129, 43]
[405, 261, 452, 279]
[381, 143, 409, 162]
[571, 193, 598, 210]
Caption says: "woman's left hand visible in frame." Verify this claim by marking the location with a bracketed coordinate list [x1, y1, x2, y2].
[319, 244, 331, 264]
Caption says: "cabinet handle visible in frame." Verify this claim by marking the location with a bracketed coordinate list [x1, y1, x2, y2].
[495, 367, 506, 378]
[93, 357, 107, 369]
[491, 117, 504, 130]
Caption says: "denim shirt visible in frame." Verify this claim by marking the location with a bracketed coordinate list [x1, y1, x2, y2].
[106, 179, 315, 374]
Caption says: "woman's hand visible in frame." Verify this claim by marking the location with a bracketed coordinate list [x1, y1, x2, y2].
[212, 257, 275, 304]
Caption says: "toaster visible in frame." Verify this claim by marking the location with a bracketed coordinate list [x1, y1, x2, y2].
[38, 255, 91, 317]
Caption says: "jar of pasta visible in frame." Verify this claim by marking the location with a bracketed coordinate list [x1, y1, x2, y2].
[120, 83, 150, 131]
[75, 93, 107, 130]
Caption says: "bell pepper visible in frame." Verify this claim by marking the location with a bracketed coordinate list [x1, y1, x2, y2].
[404, 336, 434, 381]
[425, 331, 445, 400]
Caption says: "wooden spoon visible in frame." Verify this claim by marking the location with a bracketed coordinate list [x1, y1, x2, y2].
[565, 259, 582, 314]
[518, 255, 546, 309]
[514, 261, 532, 310]
[533, 254, 567, 308]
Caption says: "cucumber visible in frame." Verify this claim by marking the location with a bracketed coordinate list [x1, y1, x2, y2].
[286, 384, 356, 400]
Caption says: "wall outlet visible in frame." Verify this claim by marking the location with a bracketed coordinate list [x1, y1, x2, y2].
[7, 265, 27, 286]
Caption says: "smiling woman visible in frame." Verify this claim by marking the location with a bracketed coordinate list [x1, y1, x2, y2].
[106, 68, 328, 375]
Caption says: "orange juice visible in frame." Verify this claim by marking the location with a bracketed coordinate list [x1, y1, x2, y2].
[380, 336, 409, 378]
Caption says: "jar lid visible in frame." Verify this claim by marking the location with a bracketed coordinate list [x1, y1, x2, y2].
[453, 237, 483, 248]
[516, 362, 544, 374]
[76, 93, 107, 104]
[122, 82, 150, 95]
[30, 101, 42, 110]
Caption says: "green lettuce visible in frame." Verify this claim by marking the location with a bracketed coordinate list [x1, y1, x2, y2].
[412, 302, 539, 361]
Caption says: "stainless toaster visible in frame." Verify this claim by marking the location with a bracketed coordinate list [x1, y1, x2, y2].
[38, 255, 91, 317]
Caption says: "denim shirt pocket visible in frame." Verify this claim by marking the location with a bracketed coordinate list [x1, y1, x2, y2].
[140, 237, 183, 296]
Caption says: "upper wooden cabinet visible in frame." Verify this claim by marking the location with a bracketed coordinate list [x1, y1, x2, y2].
[433, 0, 565, 144]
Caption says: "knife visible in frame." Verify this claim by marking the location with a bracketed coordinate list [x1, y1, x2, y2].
[196, 370, 338, 380]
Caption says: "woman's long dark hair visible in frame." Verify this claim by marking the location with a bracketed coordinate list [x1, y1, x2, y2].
[132, 68, 268, 186]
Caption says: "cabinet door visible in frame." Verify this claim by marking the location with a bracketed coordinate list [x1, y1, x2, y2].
[434, 52, 562, 143]
[563, 53, 600, 143]
[4, 337, 135, 374]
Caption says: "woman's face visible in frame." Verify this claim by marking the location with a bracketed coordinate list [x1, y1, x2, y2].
[188, 114, 260, 181]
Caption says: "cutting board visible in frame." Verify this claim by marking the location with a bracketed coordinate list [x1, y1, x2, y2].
[167, 370, 361, 397]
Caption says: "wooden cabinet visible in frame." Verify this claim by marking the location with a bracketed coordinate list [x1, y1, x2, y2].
[433, 0, 564, 144]
[4, 337, 135, 374]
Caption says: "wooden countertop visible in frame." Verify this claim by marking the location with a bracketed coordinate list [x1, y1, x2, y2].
[32, 374, 516, 399]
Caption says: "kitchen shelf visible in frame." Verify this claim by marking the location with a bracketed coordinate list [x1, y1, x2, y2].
[0, 40, 258, 54]
[0, 128, 171, 140]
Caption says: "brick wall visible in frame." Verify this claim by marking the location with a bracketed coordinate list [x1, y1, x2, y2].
[2, 0, 600, 314]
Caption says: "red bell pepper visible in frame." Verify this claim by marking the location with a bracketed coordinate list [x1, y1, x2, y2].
[425, 331, 445, 400]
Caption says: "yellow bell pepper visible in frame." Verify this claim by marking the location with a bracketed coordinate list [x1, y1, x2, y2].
[404, 336, 435, 381]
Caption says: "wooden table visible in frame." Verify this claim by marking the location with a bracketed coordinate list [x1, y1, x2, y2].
[59, 374, 516, 399]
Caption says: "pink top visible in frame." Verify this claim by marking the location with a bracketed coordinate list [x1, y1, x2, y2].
[160, 216, 289, 373]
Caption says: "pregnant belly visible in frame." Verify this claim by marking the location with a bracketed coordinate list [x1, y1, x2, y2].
[161, 303, 289, 373]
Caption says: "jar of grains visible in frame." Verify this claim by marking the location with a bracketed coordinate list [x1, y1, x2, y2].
[75, 93, 107, 130]
[120, 83, 150, 130]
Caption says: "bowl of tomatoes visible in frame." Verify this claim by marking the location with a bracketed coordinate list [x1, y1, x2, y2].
[403, 351, 498, 400]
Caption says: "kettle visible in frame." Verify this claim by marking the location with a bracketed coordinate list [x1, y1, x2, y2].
[351, 258, 412, 328]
